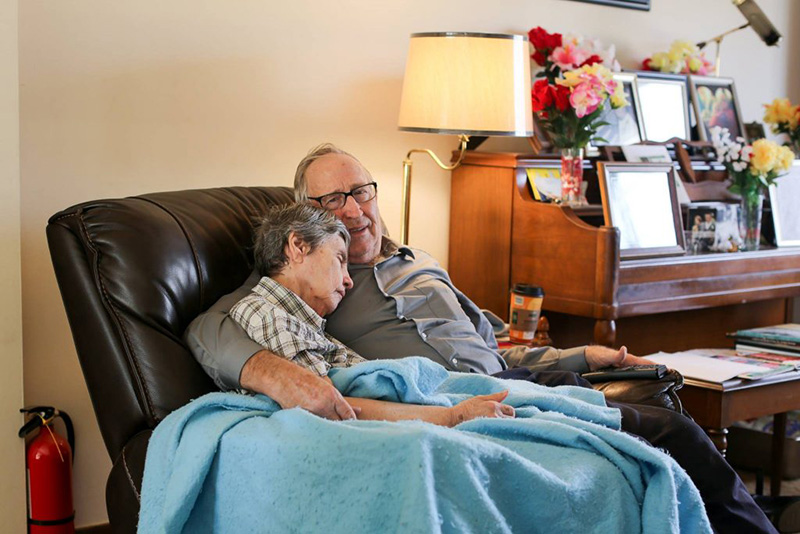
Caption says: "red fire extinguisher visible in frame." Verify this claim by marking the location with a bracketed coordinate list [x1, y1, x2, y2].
[19, 406, 75, 534]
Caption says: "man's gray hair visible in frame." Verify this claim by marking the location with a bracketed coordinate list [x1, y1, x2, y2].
[254, 203, 350, 277]
[293, 143, 370, 202]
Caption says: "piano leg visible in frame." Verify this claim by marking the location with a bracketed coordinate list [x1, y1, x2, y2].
[593, 319, 616, 347]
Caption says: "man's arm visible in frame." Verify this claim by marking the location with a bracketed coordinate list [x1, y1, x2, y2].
[242, 351, 356, 420]
[502, 345, 654, 373]
[184, 271, 356, 420]
[184, 271, 264, 390]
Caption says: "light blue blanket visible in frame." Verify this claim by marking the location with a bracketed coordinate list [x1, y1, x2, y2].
[139, 357, 711, 533]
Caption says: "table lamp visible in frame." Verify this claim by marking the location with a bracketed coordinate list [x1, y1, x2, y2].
[397, 32, 533, 244]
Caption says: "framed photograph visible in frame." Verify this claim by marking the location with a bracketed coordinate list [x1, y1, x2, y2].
[633, 71, 692, 142]
[525, 162, 562, 202]
[567, 0, 650, 10]
[593, 73, 646, 146]
[690, 75, 746, 142]
[744, 121, 766, 143]
[598, 162, 686, 259]
[685, 202, 742, 253]
[769, 159, 800, 246]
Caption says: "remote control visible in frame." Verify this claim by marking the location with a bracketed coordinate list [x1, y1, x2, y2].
[581, 364, 668, 383]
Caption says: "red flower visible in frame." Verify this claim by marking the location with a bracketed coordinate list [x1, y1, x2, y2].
[531, 79, 554, 112]
[553, 84, 571, 112]
[528, 27, 562, 53]
[579, 54, 603, 68]
[531, 50, 548, 66]
[642, 58, 653, 71]
[532, 79, 572, 114]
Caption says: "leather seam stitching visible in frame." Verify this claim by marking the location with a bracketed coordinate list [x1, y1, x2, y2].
[121, 447, 141, 501]
[77, 211, 157, 420]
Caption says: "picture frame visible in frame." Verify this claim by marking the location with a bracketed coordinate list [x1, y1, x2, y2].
[689, 75, 746, 142]
[593, 73, 646, 147]
[597, 162, 686, 259]
[769, 159, 800, 246]
[632, 71, 692, 142]
[567, 0, 650, 10]
[525, 161, 562, 202]
[684, 202, 742, 253]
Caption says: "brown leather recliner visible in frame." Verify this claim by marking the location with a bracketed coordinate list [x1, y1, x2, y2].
[46, 186, 684, 533]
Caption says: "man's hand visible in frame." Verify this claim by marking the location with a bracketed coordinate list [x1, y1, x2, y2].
[584, 345, 655, 371]
[240, 350, 357, 420]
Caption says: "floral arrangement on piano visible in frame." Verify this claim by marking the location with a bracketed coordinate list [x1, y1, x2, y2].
[528, 26, 628, 204]
[763, 97, 800, 157]
[641, 40, 713, 75]
[710, 126, 794, 250]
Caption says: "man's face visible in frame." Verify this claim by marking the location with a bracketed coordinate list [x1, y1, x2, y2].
[295, 235, 353, 317]
[305, 153, 383, 265]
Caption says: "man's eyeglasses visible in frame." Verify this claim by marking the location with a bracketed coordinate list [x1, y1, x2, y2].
[308, 182, 378, 211]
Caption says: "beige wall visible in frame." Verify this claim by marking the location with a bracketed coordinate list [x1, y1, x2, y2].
[18, 0, 799, 526]
[1, 0, 26, 531]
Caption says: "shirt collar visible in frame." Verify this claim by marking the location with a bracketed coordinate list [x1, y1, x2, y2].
[379, 236, 415, 261]
[253, 276, 326, 331]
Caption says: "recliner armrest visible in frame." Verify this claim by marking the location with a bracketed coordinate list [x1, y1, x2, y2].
[591, 369, 686, 415]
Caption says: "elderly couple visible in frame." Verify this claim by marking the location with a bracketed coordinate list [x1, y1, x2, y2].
[186, 144, 777, 533]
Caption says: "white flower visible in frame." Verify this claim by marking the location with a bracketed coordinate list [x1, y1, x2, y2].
[733, 161, 748, 172]
[741, 146, 752, 162]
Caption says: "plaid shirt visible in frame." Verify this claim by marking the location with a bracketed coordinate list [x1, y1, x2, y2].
[230, 276, 365, 377]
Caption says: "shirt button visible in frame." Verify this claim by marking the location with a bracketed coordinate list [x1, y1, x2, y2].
[452, 358, 459, 365]
[420, 332, 427, 340]
[399, 315, 406, 320]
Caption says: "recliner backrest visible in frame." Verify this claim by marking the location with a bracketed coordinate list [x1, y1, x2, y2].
[47, 186, 295, 460]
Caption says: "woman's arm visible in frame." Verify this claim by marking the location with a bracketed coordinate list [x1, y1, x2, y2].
[343, 390, 515, 427]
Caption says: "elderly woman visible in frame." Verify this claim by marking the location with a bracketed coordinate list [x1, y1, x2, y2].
[230, 203, 515, 426]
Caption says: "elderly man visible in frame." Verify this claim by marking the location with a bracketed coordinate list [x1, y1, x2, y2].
[186, 144, 777, 533]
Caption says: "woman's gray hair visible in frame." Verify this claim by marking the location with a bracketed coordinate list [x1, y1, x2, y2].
[254, 203, 350, 277]
[293, 143, 368, 202]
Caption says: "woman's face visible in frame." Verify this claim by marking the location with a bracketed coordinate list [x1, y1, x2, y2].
[295, 235, 353, 317]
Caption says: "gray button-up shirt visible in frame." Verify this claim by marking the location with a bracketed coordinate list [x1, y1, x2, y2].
[185, 238, 588, 390]
[325, 243, 506, 375]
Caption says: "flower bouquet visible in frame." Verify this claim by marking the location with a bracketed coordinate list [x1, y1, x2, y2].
[528, 27, 627, 204]
[763, 97, 800, 156]
[710, 126, 794, 249]
[641, 40, 713, 75]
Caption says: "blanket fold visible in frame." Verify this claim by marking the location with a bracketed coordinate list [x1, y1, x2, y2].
[139, 357, 711, 534]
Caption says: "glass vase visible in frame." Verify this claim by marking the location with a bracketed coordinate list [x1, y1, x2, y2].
[560, 147, 585, 205]
[739, 191, 764, 251]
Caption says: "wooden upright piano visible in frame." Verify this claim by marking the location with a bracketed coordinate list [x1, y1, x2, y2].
[448, 151, 800, 354]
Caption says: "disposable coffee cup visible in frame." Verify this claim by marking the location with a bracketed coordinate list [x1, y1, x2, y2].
[508, 284, 544, 345]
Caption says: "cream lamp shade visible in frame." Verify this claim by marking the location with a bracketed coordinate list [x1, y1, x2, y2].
[398, 32, 533, 136]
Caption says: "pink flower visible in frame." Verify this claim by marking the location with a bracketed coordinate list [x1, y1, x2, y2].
[549, 44, 589, 71]
[570, 82, 605, 118]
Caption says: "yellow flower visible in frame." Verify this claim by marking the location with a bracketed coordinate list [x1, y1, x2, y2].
[776, 145, 795, 173]
[687, 56, 702, 73]
[559, 63, 612, 88]
[764, 98, 799, 127]
[670, 40, 698, 56]
[750, 139, 780, 174]
[610, 82, 628, 108]
[649, 52, 670, 71]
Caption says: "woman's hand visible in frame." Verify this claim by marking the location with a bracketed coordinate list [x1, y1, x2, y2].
[450, 390, 515, 426]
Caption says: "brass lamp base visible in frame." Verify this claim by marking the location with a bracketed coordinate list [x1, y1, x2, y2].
[400, 135, 469, 245]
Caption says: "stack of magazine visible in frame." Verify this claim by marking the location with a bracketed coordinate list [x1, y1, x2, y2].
[647, 348, 800, 389]
[730, 324, 800, 357]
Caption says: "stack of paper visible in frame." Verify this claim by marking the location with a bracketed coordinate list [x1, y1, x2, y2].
[646, 349, 797, 386]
